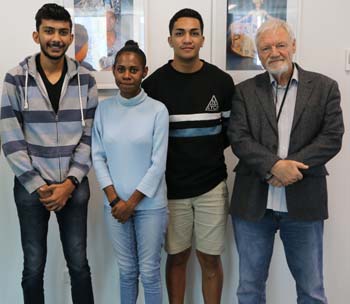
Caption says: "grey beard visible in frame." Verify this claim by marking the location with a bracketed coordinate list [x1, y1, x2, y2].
[266, 62, 289, 77]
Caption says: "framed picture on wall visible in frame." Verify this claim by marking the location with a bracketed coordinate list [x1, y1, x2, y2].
[211, 0, 300, 81]
[63, 0, 147, 89]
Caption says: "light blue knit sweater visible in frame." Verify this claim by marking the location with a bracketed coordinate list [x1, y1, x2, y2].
[92, 89, 169, 210]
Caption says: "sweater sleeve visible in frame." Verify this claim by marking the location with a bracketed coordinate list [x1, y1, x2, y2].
[67, 74, 98, 182]
[91, 103, 114, 189]
[0, 72, 46, 193]
[136, 105, 169, 198]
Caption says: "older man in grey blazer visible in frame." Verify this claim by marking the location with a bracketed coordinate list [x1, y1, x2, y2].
[227, 19, 343, 303]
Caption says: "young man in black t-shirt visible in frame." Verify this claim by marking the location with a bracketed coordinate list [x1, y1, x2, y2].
[142, 8, 235, 304]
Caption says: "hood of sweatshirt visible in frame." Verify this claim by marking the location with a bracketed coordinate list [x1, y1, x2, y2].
[19, 53, 86, 126]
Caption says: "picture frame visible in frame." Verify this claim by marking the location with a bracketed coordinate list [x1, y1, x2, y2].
[63, 0, 147, 89]
[211, 0, 300, 82]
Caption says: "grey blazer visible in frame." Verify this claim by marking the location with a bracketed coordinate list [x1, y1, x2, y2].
[227, 65, 344, 221]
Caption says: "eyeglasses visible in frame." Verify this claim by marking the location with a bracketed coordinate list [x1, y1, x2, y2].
[259, 43, 289, 54]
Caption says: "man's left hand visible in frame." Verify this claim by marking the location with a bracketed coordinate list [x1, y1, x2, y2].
[39, 179, 75, 211]
[267, 176, 284, 187]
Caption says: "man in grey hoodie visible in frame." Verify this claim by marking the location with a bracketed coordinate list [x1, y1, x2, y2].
[0, 4, 97, 303]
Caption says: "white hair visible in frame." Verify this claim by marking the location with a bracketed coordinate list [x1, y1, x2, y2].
[255, 19, 295, 48]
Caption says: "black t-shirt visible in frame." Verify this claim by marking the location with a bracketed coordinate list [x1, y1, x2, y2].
[142, 60, 235, 199]
[36, 55, 67, 113]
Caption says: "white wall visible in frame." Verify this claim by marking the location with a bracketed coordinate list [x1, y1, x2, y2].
[0, 0, 349, 303]
[298, 2, 350, 302]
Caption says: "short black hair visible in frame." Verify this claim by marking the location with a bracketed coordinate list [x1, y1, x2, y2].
[35, 3, 72, 31]
[113, 40, 147, 69]
[169, 8, 204, 35]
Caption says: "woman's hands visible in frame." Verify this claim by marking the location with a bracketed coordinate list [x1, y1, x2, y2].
[111, 190, 145, 223]
[111, 200, 136, 223]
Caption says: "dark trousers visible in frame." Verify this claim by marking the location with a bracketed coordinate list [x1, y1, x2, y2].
[14, 177, 94, 304]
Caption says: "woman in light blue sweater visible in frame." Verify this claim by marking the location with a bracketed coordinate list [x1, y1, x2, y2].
[92, 41, 169, 304]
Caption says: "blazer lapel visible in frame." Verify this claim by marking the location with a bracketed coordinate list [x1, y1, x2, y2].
[255, 72, 278, 134]
[291, 67, 313, 132]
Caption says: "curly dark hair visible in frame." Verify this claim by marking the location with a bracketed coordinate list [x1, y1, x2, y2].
[35, 3, 72, 31]
[113, 40, 147, 69]
[169, 8, 204, 34]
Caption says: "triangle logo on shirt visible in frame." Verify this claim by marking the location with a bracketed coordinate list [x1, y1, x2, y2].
[205, 95, 219, 112]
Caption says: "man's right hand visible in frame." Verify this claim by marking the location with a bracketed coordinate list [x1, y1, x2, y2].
[39, 180, 75, 212]
[271, 160, 309, 186]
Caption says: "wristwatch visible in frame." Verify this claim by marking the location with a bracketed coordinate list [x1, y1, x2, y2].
[67, 176, 79, 187]
[110, 196, 121, 208]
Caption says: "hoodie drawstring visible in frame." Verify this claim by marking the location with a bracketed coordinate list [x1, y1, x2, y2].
[77, 72, 85, 127]
[24, 70, 29, 109]
[24, 65, 85, 127]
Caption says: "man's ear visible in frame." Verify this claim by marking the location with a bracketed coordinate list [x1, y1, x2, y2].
[32, 31, 39, 44]
[292, 38, 296, 54]
[168, 36, 173, 48]
[200, 35, 205, 48]
[68, 33, 74, 47]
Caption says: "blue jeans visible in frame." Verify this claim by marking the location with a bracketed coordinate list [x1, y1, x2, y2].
[232, 210, 327, 304]
[14, 177, 94, 304]
[105, 205, 168, 304]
